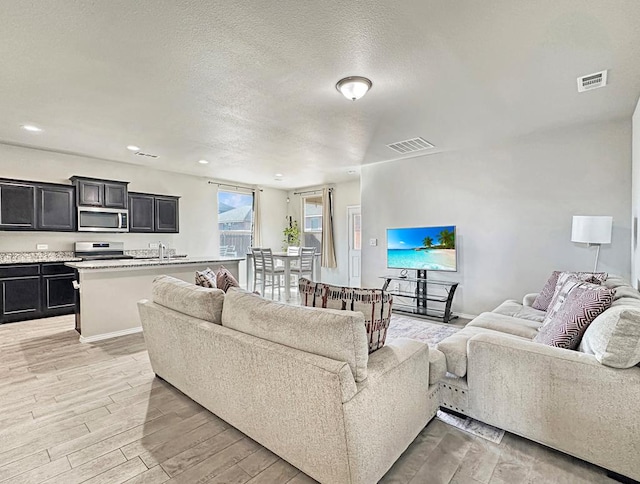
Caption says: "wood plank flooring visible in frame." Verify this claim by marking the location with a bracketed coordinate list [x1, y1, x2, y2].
[0, 316, 617, 484]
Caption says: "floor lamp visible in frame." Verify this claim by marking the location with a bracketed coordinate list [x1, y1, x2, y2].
[571, 216, 613, 272]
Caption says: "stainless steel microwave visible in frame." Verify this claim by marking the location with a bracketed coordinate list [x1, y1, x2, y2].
[77, 207, 129, 232]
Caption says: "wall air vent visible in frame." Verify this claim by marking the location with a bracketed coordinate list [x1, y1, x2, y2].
[577, 70, 607, 92]
[135, 151, 159, 159]
[386, 137, 435, 154]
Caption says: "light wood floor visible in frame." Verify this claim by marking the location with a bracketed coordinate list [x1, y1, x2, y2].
[0, 316, 617, 484]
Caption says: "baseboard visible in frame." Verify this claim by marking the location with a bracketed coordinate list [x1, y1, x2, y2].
[79, 326, 143, 343]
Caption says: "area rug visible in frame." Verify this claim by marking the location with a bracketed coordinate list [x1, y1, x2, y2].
[436, 410, 505, 444]
[386, 314, 460, 347]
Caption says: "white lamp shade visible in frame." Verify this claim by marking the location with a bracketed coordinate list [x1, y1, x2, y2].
[571, 216, 613, 244]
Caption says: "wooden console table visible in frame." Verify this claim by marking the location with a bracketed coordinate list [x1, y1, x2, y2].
[380, 274, 459, 323]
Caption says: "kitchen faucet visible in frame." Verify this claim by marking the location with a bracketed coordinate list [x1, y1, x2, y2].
[158, 241, 166, 260]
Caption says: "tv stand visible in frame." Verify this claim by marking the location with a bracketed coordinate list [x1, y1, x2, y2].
[381, 271, 459, 323]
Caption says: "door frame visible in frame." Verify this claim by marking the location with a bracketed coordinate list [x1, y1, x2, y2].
[347, 205, 362, 288]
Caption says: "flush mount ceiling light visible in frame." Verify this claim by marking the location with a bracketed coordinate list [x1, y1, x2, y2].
[22, 124, 42, 132]
[126, 145, 140, 151]
[198, 159, 209, 164]
[336, 76, 372, 101]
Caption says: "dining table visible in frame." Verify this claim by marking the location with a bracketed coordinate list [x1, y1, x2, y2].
[245, 251, 319, 301]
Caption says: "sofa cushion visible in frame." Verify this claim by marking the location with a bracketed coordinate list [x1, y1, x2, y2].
[216, 266, 240, 292]
[535, 283, 615, 350]
[492, 300, 546, 324]
[222, 288, 369, 382]
[532, 271, 607, 311]
[195, 267, 217, 288]
[298, 278, 393, 353]
[603, 275, 634, 291]
[152, 275, 225, 324]
[469, 311, 541, 338]
[579, 306, 640, 368]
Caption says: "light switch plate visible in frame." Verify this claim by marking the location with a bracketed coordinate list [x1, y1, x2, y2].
[369, 238, 377, 246]
[149, 243, 159, 249]
[36, 244, 48, 250]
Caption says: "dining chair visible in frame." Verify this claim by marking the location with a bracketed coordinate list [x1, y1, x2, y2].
[286, 246, 301, 256]
[261, 248, 285, 300]
[250, 247, 265, 294]
[290, 247, 315, 284]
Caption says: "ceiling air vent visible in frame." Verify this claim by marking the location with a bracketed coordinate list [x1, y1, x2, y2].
[134, 151, 159, 159]
[577, 70, 607, 92]
[387, 137, 435, 154]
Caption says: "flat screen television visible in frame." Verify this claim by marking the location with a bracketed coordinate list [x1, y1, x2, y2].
[386, 225, 457, 271]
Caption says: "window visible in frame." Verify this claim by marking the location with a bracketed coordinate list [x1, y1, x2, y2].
[303, 195, 323, 252]
[218, 190, 254, 257]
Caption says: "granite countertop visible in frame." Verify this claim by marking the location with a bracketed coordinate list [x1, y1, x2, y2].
[65, 256, 244, 270]
[0, 251, 81, 264]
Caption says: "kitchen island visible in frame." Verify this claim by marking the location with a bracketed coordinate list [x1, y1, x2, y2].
[66, 257, 242, 342]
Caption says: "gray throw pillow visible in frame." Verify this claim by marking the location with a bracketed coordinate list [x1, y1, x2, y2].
[579, 306, 640, 368]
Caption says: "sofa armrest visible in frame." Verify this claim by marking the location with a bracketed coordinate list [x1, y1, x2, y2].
[343, 337, 436, 484]
[522, 292, 539, 306]
[467, 333, 640, 480]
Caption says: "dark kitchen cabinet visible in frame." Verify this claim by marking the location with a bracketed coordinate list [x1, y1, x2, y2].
[129, 193, 179, 233]
[0, 264, 41, 323]
[104, 183, 128, 209]
[42, 263, 75, 315]
[37, 185, 76, 231]
[0, 263, 76, 324]
[129, 193, 155, 232]
[71, 177, 128, 209]
[155, 196, 179, 233]
[0, 182, 36, 230]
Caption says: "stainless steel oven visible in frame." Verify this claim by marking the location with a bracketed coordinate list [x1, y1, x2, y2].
[77, 207, 129, 232]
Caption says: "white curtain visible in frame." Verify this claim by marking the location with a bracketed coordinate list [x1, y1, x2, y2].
[321, 187, 337, 268]
[252, 189, 262, 247]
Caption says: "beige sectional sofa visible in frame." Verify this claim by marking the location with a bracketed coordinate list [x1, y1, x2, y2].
[436, 275, 640, 482]
[138, 276, 445, 484]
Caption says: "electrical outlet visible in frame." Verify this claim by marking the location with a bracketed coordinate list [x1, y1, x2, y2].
[149, 243, 159, 249]
[369, 238, 377, 246]
[36, 244, 48, 250]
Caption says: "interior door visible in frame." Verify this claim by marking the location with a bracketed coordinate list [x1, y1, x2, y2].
[348, 205, 362, 288]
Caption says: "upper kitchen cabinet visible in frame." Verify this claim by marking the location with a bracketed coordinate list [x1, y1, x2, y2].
[128, 193, 155, 232]
[70, 176, 129, 209]
[155, 196, 179, 233]
[0, 181, 37, 230]
[37, 185, 76, 231]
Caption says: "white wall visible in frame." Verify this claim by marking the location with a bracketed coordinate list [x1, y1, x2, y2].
[362, 119, 632, 316]
[632, 97, 640, 289]
[287, 180, 361, 286]
[0, 144, 288, 264]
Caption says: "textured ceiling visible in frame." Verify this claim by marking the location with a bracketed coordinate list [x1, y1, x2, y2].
[0, 0, 639, 188]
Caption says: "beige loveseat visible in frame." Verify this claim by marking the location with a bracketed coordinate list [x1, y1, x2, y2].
[436, 275, 640, 482]
[138, 276, 445, 484]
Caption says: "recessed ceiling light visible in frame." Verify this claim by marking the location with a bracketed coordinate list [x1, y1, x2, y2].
[127, 145, 140, 151]
[22, 124, 42, 132]
[336, 76, 372, 101]
[198, 159, 209, 165]
[275, 173, 283, 177]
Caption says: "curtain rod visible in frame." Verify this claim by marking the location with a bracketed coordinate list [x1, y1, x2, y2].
[293, 187, 333, 196]
[207, 181, 263, 192]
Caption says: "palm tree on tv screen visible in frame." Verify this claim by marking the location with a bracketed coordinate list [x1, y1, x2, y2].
[423, 236, 434, 248]
[437, 229, 455, 249]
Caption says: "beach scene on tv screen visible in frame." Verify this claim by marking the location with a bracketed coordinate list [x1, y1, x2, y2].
[387, 226, 456, 271]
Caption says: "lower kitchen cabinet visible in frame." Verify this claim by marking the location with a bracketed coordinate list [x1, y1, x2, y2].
[0, 262, 75, 323]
